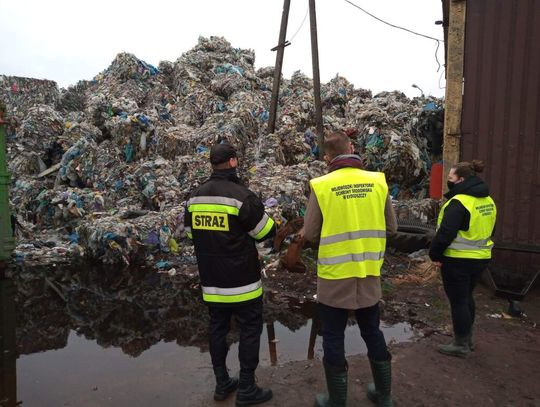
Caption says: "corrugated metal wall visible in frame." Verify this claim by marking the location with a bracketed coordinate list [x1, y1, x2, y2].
[460, 0, 540, 255]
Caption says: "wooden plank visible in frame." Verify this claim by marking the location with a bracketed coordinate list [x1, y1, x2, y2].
[37, 162, 61, 178]
[443, 0, 467, 190]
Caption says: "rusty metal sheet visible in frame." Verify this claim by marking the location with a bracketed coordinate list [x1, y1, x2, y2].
[460, 0, 540, 253]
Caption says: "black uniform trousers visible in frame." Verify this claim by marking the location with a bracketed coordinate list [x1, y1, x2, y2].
[440, 261, 485, 337]
[208, 297, 263, 372]
[319, 302, 390, 369]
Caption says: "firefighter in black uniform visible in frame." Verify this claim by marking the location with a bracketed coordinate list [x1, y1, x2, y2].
[185, 143, 276, 406]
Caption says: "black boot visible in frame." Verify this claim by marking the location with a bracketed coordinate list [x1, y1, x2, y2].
[235, 369, 273, 406]
[366, 357, 393, 407]
[314, 360, 348, 407]
[213, 365, 238, 401]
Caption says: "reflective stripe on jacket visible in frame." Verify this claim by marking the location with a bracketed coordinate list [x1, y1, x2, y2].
[185, 172, 275, 304]
[310, 168, 388, 280]
[437, 194, 496, 259]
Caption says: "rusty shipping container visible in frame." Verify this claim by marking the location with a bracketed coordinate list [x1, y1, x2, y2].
[444, 0, 540, 294]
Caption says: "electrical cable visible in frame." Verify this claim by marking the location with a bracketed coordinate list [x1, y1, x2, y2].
[343, 0, 443, 42]
[435, 40, 441, 72]
[344, 0, 444, 74]
[438, 68, 446, 89]
[288, 7, 309, 43]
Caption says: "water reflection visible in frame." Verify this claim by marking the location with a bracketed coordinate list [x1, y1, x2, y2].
[0, 279, 17, 407]
[1, 265, 414, 406]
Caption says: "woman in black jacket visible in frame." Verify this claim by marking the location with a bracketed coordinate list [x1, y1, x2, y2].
[430, 160, 497, 357]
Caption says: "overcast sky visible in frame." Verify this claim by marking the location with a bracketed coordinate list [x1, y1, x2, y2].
[0, 0, 445, 98]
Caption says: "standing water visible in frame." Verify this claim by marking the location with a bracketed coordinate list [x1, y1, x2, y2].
[0, 266, 413, 406]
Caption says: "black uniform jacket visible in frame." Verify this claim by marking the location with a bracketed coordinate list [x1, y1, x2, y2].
[184, 169, 275, 305]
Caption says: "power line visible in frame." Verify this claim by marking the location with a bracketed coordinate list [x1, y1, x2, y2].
[343, 0, 444, 73]
[343, 0, 443, 42]
[288, 7, 309, 43]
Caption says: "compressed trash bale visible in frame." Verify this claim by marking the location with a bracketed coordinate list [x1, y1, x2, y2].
[393, 198, 441, 224]
[248, 132, 286, 166]
[194, 110, 259, 152]
[76, 206, 184, 265]
[210, 73, 252, 99]
[18, 105, 64, 151]
[94, 52, 159, 84]
[173, 84, 226, 126]
[7, 105, 66, 175]
[10, 179, 51, 222]
[56, 137, 99, 187]
[132, 158, 183, 211]
[0, 75, 60, 120]
[151, 124, 201, 159]
[58, 80, 91, 112]
[62, 120, 103, 144]
[246, 161, 326, 222]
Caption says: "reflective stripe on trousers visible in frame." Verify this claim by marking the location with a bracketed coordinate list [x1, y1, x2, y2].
[202, 280, 263, 303]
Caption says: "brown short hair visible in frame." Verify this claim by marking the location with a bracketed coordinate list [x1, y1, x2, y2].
[452, 159, 485, 179]
[323, 131, 351, 160]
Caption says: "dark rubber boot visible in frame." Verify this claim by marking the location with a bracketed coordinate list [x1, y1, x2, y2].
[213, 365, 238, 401]
[437, 335, 471, 358]
[366, 358, 393, 407]
[235, 369, 272, 406]
[314, 360, 348, 407]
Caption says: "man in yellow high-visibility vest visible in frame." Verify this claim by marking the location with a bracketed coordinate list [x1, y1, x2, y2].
[304, 131, 397, 407]
[430, 160, 496, 358]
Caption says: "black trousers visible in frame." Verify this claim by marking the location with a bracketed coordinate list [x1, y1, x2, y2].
[319, 302, 390, 369]
[440, 261, 485, 337]
[208, 298, 263, 372]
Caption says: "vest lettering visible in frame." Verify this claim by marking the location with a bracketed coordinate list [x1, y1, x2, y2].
[192, 212, 230, 231]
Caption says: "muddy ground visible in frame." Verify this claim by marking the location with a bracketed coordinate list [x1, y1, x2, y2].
[191, 256, 540, 407]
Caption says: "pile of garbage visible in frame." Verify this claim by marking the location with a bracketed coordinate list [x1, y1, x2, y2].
[2, 36, 443, 267]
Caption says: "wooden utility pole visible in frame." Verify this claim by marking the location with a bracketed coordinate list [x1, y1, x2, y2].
[309, 0, 324, 157]
[268, 0, 291, 134]
[443, 0, 467, 191]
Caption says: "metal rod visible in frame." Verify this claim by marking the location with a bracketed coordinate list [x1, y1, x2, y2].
[309, 0, 324, 158]
[266, 322, 278, 366]
[268, 0, 291, 134]
[307, 316, 319, 360]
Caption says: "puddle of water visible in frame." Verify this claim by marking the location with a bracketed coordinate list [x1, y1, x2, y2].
[1, 270, 413, 406]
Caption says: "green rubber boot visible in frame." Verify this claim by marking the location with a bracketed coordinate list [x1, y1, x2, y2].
[437, 335, 471, 358]
[314, 361, 348, 407]
[366, 358, 393, 407]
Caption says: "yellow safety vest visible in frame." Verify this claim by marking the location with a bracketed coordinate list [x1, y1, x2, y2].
[310, 168, 388, 280]
[437, 194, 496, 259]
